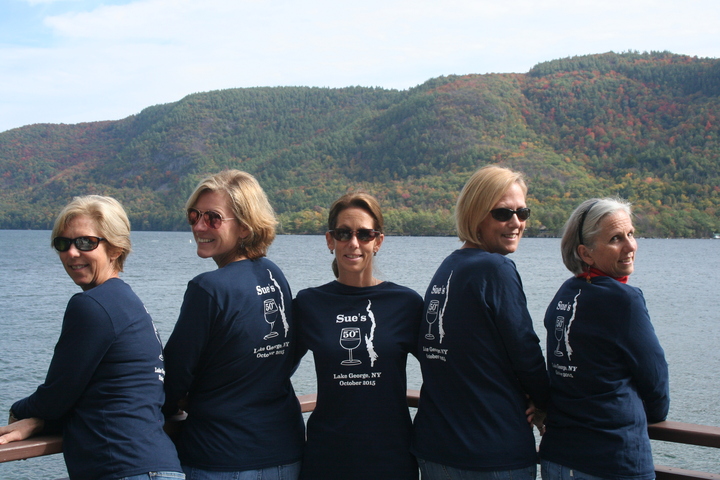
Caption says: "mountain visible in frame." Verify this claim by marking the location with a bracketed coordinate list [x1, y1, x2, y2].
[1, 51, 718, 237]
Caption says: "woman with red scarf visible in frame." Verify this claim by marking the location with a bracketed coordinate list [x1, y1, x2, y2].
[539, 197, 670, 480]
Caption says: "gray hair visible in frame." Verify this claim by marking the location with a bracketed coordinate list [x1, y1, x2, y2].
[560, 197, 633, 275]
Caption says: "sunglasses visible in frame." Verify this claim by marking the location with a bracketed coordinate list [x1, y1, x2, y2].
[187, 208, 237, 229]
[53, 236, 106, 252]
[490, 207, 531, 222]
[328, 228, 381, 242]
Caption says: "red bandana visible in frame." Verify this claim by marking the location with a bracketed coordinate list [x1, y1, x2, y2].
[577, 267, 628, 284]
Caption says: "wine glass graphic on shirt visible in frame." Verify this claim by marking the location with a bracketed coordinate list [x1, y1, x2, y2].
[425, 300, 439, 340]
[340, 327, 362, 366]
[554, 316, 565, 357]
[263, 298, 279, 340]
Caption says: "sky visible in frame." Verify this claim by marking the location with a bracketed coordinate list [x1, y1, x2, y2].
[1, 0, 719, 133]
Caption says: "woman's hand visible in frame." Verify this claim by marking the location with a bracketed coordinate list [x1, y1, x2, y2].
[0, 417, 45, 445]
[525, 398, 547, 435]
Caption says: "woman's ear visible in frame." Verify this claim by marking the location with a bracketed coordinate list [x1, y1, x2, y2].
[577, 244, 595, 267]
[238, 223, 251, 242]
[107, 245, 123, 266]
[325, 231, 335, 253]
[373, 233, 384, 253]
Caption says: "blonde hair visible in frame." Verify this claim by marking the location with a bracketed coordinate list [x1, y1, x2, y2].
[455, 165, 527, 247]
[51, 195, 132, 272]
[186, 170, 277, 259]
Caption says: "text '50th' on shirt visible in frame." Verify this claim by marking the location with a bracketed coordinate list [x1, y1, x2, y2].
[163, 258, 305, 471]
[294, 280, 423, 480]
[539, 275, 669, 480]
[412, 248, 549, 471]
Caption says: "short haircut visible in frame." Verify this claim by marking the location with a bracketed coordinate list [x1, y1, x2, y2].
[51, 195, 132, 272]
[560, 197, 633, 275]
[186, 170, 277, 259]
[455, 165, 527, 247]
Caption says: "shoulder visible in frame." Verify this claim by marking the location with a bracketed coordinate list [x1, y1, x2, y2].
[573, 278, 648, 326]
[450, 248, 516, 272]
[65, 280, 139, 331]
[380, 282, 423, 302]
[70, 279, 136, 309]
[593, 277, 645, 305]
[296, 282, 335, 301]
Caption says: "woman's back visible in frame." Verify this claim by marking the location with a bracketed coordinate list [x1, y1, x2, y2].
[164, 258, 304, 470]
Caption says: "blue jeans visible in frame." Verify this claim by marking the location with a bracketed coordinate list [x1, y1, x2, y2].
[541, 460, 610, 480]
[118, 473, 185, 480]
[417, 458, 536, 480]
[182, 461, 301, 480]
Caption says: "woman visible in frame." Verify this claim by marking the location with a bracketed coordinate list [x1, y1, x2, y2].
[412, 165, 549, 480]
[293, 192, 423, 480]
[162, 170, 304, 479]
[0, 195, 183, 480]
[539, 198, 669, 480]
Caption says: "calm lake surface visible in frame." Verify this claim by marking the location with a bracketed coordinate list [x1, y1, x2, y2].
[1, 231, 718, 479]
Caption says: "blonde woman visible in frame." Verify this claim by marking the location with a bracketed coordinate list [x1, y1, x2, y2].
[0, 195, 182, 480]
[412, 166, 549, 480]
[163, 170, 304, 480]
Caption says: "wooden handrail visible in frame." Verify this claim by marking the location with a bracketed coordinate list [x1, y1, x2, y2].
[2, 389, 719, 480]
[0, 434, 63, 463]
[649, 421, 720, 448]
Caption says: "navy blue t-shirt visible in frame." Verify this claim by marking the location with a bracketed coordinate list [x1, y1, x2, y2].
[294, 280, 423, 480]
[163, 257, 304, 471]
[539, 276, 669, 480]
[412, 248, 549, 471]
[12, 278, 181, 480]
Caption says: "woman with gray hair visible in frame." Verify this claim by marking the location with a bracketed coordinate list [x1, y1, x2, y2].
[539, 197, 670, 480]
[0, 195, 183, 480]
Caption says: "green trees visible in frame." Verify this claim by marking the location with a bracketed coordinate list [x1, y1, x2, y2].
[1, 52, 719, 237]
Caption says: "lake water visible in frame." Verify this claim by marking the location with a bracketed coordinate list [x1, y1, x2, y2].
[1, 231, 718, 479]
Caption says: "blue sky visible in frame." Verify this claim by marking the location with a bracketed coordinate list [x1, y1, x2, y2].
[1, 0, 719, 133]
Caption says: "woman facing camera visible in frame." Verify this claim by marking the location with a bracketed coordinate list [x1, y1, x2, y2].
[412, 165, 549, 480]
[163, 170, 304, 479]
[293, 192, 423, 480]
[0, 195, 182, 480]
[539, 198, 669, 480]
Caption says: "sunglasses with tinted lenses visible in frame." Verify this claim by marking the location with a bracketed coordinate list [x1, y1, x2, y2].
[53, 236, 106, 252]
[490, 208, 531, 222]
[328, 228, 381, 242]
[187, 208, 237, 229]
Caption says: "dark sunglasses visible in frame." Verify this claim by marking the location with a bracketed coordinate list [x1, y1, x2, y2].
[187, 208, 237, 229]
[490, 207, 531, 222]
[53, 236, 106, 252]
[328, 228, 381, 242]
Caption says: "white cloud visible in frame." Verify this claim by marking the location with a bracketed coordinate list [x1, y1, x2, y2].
[1, 0, 719, 132]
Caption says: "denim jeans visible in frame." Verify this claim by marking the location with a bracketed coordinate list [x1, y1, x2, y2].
[541, 460, 611, 480]
[182, 461, 301, 480]
[417, 458, 536, 480]
[118, 472, 185, 480]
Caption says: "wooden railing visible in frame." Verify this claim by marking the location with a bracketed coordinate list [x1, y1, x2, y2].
[2, 390, 719, 480]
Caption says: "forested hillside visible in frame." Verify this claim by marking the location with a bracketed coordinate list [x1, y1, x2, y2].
[1, 51, 718, 237]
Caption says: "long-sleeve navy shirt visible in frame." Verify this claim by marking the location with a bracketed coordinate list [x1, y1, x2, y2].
[12, 278, 181, 480]
[539, 275, 670, 480]
[163, 258, 304, 471]
[294, 280, 423, 480]
[412, 248, 550, 471]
